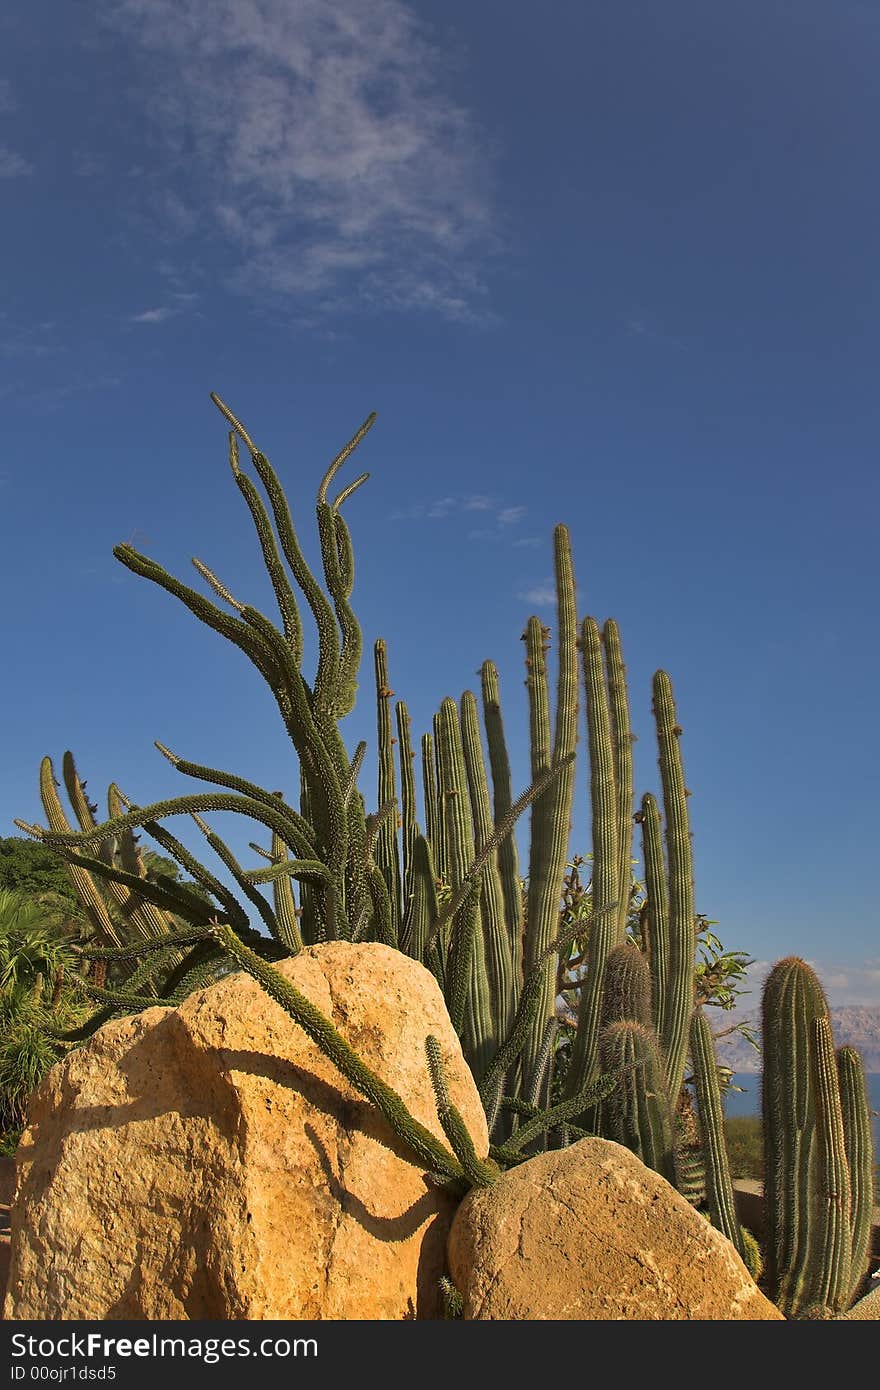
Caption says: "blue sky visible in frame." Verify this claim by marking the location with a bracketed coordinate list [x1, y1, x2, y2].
[2, 1, 878, 1009]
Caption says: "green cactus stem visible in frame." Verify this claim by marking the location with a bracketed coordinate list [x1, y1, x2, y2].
[837, 1045, 875, 1307]
[689, 1007, 745, 1258]
[761, 956, 830, 1318]
[599, 1019, 676, 1184]
[521, 525, 579, 1084]
[650, 671, 696, 1102]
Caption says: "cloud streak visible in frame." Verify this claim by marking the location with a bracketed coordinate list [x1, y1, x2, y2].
[0, 145, 32, 178]
[129, 307, 175, 325]
[390, 494, 526, 534]
[106, 0, 498, 319]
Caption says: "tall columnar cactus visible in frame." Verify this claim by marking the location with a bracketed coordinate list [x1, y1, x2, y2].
[518, 526, 579, 1088]
[647, 671, 696, 1102]
[761, 957, 873, 1318]
[689, 1007, 745, 1259]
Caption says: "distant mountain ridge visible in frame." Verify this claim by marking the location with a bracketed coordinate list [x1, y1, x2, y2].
[712, 1005, 880, 1075]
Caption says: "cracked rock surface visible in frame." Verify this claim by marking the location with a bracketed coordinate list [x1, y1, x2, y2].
[447, 1137, 783, 1320]
[3, 943, 486, 1321]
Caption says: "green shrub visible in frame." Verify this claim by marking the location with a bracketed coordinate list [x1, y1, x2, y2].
[724, 1114, 763, 1181]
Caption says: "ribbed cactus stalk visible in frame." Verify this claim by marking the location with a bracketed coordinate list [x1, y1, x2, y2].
[599, 1019, 676, 1184]
[435, 697, 494, 1078]
[602, 620, 634, 941]
[479, 659, 523, 982]
[459, 690, 517, 1045]
[808, 1014, 852, 1317]
[649, 671, 696, 1102]
[564, 615, 624, 1099]
[837, 1046, 874, 1307]
[762, 956, 828, 1315]
[600, 942, 652, 1029]
[689, 1007, 745, 1258]
[520, 526, 579, 1089]
[373, 639, 402, 945]
[760, 957, 874, 1319]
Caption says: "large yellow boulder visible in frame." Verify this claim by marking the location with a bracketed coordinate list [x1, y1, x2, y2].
[3, 942, 486, 1321]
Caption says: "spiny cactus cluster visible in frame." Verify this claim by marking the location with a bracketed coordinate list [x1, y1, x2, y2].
[15, 396, 875, 1318]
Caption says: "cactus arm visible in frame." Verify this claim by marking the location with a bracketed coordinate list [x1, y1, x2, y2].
[267, 800, 304, 953]
[689, 1008, 745, 1257]
[808, 1015, 853, 1317]
[520, 526, 579, 1082]
[425, 1036, 499, 1188]
[525, 1017, 559, 1110]
[459, 689, 516, 1042]
[124, 813, 251, 933]
[153, 742, 318, 859]
[373, 640, 402, 940]
[480, 659, 523, 981]
[316, 501, 361, 718]
[395, 701, 418, 954]
[226, 431, 303, 662]
[420, 731, 441, 875]
[113, 543, 284, 693]
[37, 791, 316, 858]
[501, 1070, 620, 1155]
[477, 905, 616, 1127]
[602, 620, 634, 939]
[637, 792, 670, 1046]
[565, 615, 620, 1095]
[34, 757, 122, 947]
[405, 832, 442, 974]
[209, 393, 348, 721]
[436, 697, 493, 1075]
[106, 784, 180, 943]
[316, 411, 377, 504]
[13, 820, 220, 930]
[189, 813, 281, 940]
[651, 671, 696, 1100]
[430, 714, 449, 884]
[837, 1046, 874, 1308]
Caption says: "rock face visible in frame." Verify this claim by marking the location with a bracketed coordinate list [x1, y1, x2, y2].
[841, 1284, 880, 1319]
[3, 943, 487, 1321]
[448, 1137, 783, 1320]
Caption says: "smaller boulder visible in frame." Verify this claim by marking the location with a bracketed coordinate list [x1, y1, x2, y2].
[840, 1284, 880, 1319]
[448, 1137, 783, 1319]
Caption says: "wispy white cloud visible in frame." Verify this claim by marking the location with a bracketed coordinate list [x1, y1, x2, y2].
[512, 536, 543, 548]
[129, 306, 175, 325]
[389, 494, 527, 534]
[517, 583, 556, 607]
[0, 318, 59, 360]
[0, 372, 121, 413]
[624, 311, 689, 351]
[426, 497, 458, 520]
[105, 0, 499, 320]
[0, 145, 32, 178]
[72, 150, 106, 178]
